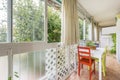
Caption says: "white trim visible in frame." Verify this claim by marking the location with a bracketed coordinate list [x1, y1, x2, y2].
[8, 49, 13, 79]
[44, 0, 48, 43]
[7, 0, 12, 42]
[83, 19, 86, 40]
[92, 20, 95, 41]
[0, 42, 58, 56]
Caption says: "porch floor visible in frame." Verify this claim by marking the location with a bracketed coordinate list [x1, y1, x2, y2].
[66, 54, 120, 80]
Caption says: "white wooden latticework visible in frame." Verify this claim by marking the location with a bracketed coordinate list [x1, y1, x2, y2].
[57, 45, 69, 80]
[45, 48, 57, 80]
[39, 44, 78, 80]
[57, 44, 77, 80]
[43, 44, 78, 80]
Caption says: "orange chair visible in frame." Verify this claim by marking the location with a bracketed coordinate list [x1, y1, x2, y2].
[78, 46, 95, 80]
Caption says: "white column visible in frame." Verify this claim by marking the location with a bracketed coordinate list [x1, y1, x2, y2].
[116, 15, 120, 63]
[96, 23, 99, 41]
[44, 0, 48, 43]
[88, 23, 92, 40]
[91, 18, 95, 41]
[83, 19, 86, 40]
[7, 0, 13, 79]
[7, 0, 12, 42]
[94, 23, 99, 41]
[94, 25, 97, 41]
[99, 27, 102, 47]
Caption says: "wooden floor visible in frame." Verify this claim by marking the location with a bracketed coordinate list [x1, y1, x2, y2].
[67, 54, 120, 80]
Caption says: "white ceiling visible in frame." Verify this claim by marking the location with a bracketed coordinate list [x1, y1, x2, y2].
[78, 0, 120, 27]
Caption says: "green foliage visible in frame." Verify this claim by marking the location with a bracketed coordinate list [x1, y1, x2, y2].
[13, 0, 61, 42]
[48, 7, 61, 43]
[110, 46, 116, 54]
[14, 72, 19, 78]
[13, 0, 44, 42]
[86, 41, 95, 46]
[110, 33, 116, 54]
[8, 77, 12, 80]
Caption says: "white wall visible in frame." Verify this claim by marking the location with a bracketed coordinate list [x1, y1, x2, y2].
[100, 35, 113, 50]
[102, 26, 116, 34]
[100, 26, 116, 50]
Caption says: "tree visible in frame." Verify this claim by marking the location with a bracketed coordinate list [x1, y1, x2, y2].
[111, 33, 116, 54]
[13, 0, 44, 42]
[0, 0, 7, 42]
[48, 6, 61, 43]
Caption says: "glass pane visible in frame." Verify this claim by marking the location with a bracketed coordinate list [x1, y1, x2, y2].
[0, 0, 7, 42]
[13, 0, 45, 42]
[13, 51, 46, 80]
[0, 56, 8, 80]
[48, 0, 61, 43]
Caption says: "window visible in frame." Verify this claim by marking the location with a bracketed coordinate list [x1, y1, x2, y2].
[0, 0, 61, 79]
[0, 0, 7, 42]
[79, 18, 91, 40]
[0, 56, 8, 80]
[13, 51, 46, 80]
[13, 0, 45, 42]
[47, 0, 61, 43]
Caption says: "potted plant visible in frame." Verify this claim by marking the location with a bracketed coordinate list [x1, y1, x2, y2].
[86, 41, 96, 50]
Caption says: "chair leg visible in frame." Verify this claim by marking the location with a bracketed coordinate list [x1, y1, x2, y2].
[81, 64, 83, 69]
[94, 62, 96, 74]
[102, 60, 106, 76]
[89, 66, 92, 80]
[78, 63, 80, 76]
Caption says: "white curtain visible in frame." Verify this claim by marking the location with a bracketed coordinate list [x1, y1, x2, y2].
[61, 0, 79, 45]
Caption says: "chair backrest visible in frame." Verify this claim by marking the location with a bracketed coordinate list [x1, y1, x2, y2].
[102, 46, 108, 59]
[78, 46, 92, 64]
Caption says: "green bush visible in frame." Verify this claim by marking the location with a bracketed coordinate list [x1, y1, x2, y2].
[110, 33, 116, 54]
[48, 7, 61, 43]
[86, 41, 95, 46]
[110, 48, 116, 54]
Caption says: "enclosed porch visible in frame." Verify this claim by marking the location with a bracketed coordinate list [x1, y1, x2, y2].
[0, 0, 120, 80]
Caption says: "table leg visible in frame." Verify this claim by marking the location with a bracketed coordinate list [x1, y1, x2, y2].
[99, 58, 102, 80]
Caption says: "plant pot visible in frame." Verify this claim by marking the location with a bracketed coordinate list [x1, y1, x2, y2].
[87, 46, 96, 50]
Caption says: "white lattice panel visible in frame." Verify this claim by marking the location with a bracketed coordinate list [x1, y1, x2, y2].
[57, 44, 77, 80]
[45, 48, 57, 80]
[43, 44, 78, 80]
[69, 44, 77, 71]
[57, 45, 69, 80]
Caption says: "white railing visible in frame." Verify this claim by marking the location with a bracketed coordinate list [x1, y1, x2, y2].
[0, 42, 77, 80]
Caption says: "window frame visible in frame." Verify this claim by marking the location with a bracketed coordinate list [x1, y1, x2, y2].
[0, 0, 59, 79]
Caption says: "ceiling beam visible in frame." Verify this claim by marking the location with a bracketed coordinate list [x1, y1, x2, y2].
[100, 24, 116, 28]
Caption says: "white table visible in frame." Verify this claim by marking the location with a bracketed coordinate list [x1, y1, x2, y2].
[91, 48, 105, 80]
